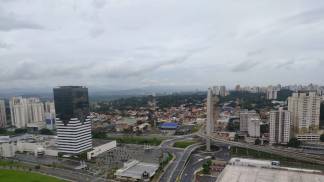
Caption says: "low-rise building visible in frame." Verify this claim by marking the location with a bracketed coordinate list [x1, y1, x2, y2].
[115, 160, 159, 181]
[296, 134, 320, 142]
[87, 140, 117, 160]
[217, 158, 324, 182]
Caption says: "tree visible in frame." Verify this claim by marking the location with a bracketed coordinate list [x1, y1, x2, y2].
[260, 124, 269, 134]
[320, 134, 324, 142]
[254, 138, 261, 145]
[287, 137, 301, 148]
[14, 128, 27, 134]
[202, 160, 212, 174]
[234, 134, 239, 142]
[39, 128, 54, 135]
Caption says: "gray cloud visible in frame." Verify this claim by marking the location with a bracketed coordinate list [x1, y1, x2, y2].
[92, 0, 107, 9]
[231, 60, 261, 72]
[0, 0, 324, 89]
[275, 59, 295, 69]
[0, 11, 43, 31]
[0, 41, 11, 49]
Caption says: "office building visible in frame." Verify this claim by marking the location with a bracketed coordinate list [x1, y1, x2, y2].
[206, 88, 219, 151]
[0, 100, 6, 128]
[288, 92, 320, 135]
[54, 86, 92, 154]
[269, 108, 291, 144]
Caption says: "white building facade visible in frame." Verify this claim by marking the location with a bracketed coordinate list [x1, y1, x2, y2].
[269, 108, 291, 144]
[10, 97, 29, 128]
[247, 117, 260, 137]
[56, 118, 92, 154]
[44, 102, 56, 130]
[240, 110, 258, 133]
[10, 97, 45, 129]
[0, 100, 6, 128]
[266, 88, 278, 100]
[288, 92, 320, 135]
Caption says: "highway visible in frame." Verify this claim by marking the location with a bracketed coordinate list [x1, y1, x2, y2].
[180, 145, 230, 182]
[198, 133, 324, 165]
[159, 136, 202, 182]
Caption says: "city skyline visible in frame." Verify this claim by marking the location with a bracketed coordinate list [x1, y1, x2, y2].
[1, 0, 324, 90]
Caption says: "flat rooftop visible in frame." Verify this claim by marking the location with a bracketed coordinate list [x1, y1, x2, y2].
[217, 165, 324, 182]
[115, 160, 159, 180]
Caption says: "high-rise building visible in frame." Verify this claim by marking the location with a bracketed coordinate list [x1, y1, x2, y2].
[26, 98, 45, 126]
[212, 86, 226, 97]
[247, 116, 260, 137]
[266, 87, 278, 100]
[10, 97, 45, 129]
[206, 88, 219, 151]
[54, 86, 92, 154]
[235, 84, 241, 91]
[10, 97, 29, 128]
[288, 92, 320, 135]
[44, 102, 56, 130]
[239, 110, 258, 133]
[0, 100, 6, 128]
[269, 108, 291, 144]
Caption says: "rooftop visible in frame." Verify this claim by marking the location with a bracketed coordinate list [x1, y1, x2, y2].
[115, 160, 159, 180]
[159, 122, 178, 129]
[217, 164, 324, 182]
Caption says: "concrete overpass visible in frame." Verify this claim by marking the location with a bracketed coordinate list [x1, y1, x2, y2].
[197, 133, 324, 166]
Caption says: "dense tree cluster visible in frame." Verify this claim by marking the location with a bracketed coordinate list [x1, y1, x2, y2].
[221, 91, 273, 110]
[287, 137, 301, 148]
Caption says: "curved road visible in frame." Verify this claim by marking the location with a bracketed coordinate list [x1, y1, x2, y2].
[159, 136, 201, 182]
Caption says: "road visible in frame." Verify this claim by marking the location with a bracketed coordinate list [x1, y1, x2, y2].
[159, 136, 202, 182]
[198, 133, 324, 165]
[180, 145, 230, 182]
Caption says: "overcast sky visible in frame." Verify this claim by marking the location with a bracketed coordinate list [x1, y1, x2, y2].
[1, 0, 324, 90]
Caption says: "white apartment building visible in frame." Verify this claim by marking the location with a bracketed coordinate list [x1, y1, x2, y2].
[56, 118, 92, 154]
[288, 92, 320, 135]
[0, 100, 6, 128]
[248, 116, 260, 137]
[10, 97, 29, 128]
[212, 86, 226, 97]
[240, 110, 258, 133]
[27, 98, 45, 124]
[10, 97, 45, 129]
[269, 108, 291, 144]
[266, 88, 278, 100]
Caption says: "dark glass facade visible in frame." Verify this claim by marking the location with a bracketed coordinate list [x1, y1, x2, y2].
[53, 86, 89, 122]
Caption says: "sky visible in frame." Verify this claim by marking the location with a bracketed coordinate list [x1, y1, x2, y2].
[1, 0, 324, 91]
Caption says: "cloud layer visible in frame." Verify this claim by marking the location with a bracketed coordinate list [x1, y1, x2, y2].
[0, 0, 324, 90]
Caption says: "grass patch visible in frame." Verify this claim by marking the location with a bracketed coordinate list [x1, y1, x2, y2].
[0, 169, 66, 182]
[230, 146, 324, 171]
[173, 141, 196, 148]
[106, 136, 163, 146]
[192, 125, 202, 133]
[0, 160, 24, 168]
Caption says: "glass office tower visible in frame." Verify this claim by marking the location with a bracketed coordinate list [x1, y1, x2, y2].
[53, 86, 89, 122]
